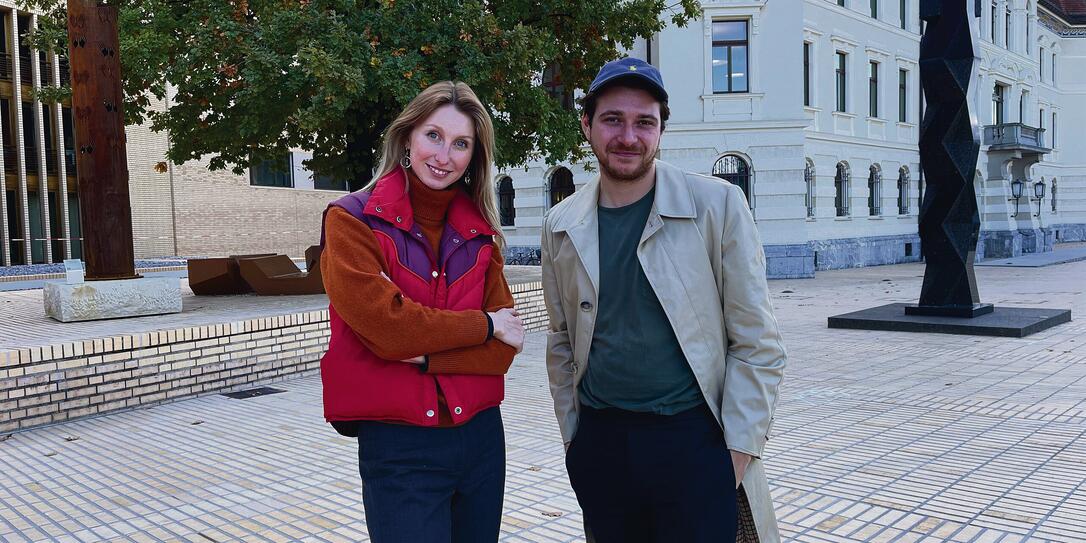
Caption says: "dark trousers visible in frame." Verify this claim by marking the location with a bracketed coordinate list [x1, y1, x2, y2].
[565, 404, 737, 543]
[357, 407, 505, 543]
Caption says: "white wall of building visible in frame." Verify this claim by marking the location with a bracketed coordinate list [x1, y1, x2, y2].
[499, 0, 1086, 273]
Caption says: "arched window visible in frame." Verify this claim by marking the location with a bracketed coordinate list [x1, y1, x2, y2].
[835, 162, 850, 217]
[897, 166, 909, 215]
[712, 154, 754, 209]
[868, 164, 882, 216]
[549, 167, 575, 207]
[497, 176, 515, 226]
[805, 159, 816, 218]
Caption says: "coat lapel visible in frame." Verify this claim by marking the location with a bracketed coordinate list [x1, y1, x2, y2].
[553, 179, 601, 298]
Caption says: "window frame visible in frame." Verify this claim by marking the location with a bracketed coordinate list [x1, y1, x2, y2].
[836, 51, 848, 113]
[805, 159, 816, 218]
[897, 167, 909, 215]
[898, 68, 908, 122]
[869, 61, 879, 118]
[497, 175, 516, 227]
[835, 162, 851, 217]
[249, 152, 294, 188]
[803, 42, 812, 107]
[711, 20, 750, 94]
[868, 164, 882, 217]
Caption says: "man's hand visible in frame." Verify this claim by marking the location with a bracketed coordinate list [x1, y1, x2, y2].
[730, 450, 752, 489]
[489, 308, 525, 353]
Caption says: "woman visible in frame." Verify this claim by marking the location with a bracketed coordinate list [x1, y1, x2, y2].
[319, 81, 524, 542]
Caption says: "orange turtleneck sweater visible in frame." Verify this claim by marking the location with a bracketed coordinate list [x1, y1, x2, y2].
[321, 171, 517, 425]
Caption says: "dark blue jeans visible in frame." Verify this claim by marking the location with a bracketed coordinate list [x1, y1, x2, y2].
[357, 407, 505, 543]
[565, 403, 737, 543]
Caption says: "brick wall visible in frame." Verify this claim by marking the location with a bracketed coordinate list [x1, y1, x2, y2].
[126, 100, 177, 258]
[0, 310, 329, 434]
[169, 157, 342, 258]
[123, 96, 343, 260]
[1, 283, 546, 433]
[512, 281, 548, 333]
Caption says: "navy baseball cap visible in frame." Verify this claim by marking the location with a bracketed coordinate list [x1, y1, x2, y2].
[586, 57, 668, 103]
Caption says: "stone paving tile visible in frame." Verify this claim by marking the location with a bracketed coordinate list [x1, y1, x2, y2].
[0, 259, 1084, 541]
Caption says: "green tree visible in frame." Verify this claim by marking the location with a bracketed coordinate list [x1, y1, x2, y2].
[24, 0, 699, 190]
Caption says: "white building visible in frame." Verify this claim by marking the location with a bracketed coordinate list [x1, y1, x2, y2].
[496, 0, 1086, 278]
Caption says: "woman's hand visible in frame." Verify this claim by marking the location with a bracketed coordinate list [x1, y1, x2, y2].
[488, 308, 525, 353]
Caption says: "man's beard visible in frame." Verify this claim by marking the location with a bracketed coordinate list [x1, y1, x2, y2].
[593, 142, 655, 183]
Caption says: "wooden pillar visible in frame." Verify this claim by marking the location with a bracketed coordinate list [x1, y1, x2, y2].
[67, 0, 137, 280]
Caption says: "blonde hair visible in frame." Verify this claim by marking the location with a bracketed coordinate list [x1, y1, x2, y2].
[366, 81, 504, 251]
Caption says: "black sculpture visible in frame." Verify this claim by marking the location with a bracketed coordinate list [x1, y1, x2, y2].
[827, 0, 1071, 336]
[908, 0, 992, 318]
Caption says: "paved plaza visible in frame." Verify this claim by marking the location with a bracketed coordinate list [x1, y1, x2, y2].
[1, 255, 1084, 542]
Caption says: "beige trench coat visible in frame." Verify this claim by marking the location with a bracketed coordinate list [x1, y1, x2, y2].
[541, 160, 786, 543]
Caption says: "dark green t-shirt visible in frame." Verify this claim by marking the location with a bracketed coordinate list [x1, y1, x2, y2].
[578, 187, 704, 415]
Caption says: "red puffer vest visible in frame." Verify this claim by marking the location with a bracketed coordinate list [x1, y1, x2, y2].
[320, 168, 503, 436]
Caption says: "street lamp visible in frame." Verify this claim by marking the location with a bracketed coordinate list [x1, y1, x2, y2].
[1009, 179, 1023, 218]
[1032, 179, 1046, 217]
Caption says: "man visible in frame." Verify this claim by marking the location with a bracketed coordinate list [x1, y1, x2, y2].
[541, 57, 786, 543]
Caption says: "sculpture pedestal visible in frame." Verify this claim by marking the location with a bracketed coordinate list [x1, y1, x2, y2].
[44, 277, 182, 322]
[904, 303, 994, 318]
[828, 303, 1071, 338]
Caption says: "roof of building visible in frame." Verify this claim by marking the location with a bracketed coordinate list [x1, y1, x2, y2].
[1040, 0, 1086, 25]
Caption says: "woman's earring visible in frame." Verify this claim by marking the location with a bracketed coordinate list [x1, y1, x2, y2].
[400, 149, 411, 169]
[463, 172, 471, 185]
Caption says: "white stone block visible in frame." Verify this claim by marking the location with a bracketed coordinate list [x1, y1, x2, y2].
[44, 277, 183, 323]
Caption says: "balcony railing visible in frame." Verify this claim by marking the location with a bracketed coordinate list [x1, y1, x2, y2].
[24, 147, 39, 173]
[40, 59, 52, 86]
[0, 56, 10, 82]
[46, 148, 58, 174]
[59, 57, 70, 86]
[65, 149, 76, 175]
[983, 123, 1049, 152]
[18, 54, 32, 85]
[3, 146, 15, 173]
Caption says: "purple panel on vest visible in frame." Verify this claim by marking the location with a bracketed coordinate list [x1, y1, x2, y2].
[325, 192, 434, 282]
[367, 220, 434, 282]
[321, 192, 370, 247]
[442, 226, 492, 285]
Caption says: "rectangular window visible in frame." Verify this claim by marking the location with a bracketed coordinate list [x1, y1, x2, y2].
[838, 0, 846, 6]
[1039, 108, 1045, 130]
[871, 0, 879, 18]
[314, 174, 348, 192]
[803, 43, 811, 107]
[0, 99, 12, 174]
[900, 0, 907, 30]
[250, 153, 293, 188]
[21, 102, 38, 174]
[991, 1, 997, 42]
[992, 84, 1004, 125]
[1052, 54, 1056, 83]
[1005, 6, 1011, 48]
[1039, 47, 1045, 81]
[898, 69, 907, 122]
[1052, 112, 1057, 147]
[712, 21, 749, 94]
[836, 52, 847, 112]
[62, 106, 75, 174]
[869, 61, 879, 118]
